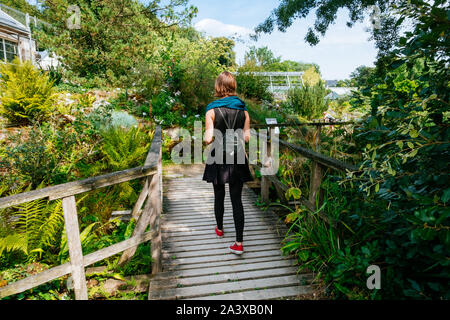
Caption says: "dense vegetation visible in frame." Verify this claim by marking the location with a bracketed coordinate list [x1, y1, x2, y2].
[259, 0, 449, 300]
[0, 0, 448, 300]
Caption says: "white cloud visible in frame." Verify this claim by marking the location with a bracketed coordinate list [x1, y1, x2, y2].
[194, 18, 252, 38]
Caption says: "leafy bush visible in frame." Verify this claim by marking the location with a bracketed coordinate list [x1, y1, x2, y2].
[1, 125, 71, 187]
[109, 111, 138, 129]
[98, 126, 150, 172]
[283, 83, 328, 119]
[0, 184, 65, 264]
[236, 71, 273, 102]
[280, 1, 449, 300]
[151, 90, 199, 127]
[0, 58, 57, 125]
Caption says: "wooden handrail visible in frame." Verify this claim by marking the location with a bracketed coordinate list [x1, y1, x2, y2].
[251, 131, 359, 172]
[254, 123, 358, 211]
[252, 121, 355, 128]
[0, 165, 157, 209]
[0, 126, 163, 300]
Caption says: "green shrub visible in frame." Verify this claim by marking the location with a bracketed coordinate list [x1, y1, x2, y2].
[236, 71, 273, 102]
[109, 111, 138, 129]
[151, 90, 198, 128]
[0, 58, 57, 125]
[283, 83, 328, 119]
[0, 184, 65, 264]
[1, 123, 77, 187]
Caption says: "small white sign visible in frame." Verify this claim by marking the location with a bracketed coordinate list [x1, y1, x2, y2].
[265, 118, 279, 134]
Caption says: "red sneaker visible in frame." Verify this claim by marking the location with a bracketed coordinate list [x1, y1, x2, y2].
[215, 227, 224, 238]
[229, 242, 244, 255]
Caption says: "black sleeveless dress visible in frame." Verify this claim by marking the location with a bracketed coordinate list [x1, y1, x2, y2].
[202, 107, 253, 185]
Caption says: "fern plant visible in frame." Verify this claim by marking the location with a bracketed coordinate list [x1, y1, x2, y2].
[98, 126, 150, 173]
[0, 57, 58, 125]
[0, 183, 65, 262]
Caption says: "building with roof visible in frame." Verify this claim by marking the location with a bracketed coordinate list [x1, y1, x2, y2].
[0, 6, 36, 64]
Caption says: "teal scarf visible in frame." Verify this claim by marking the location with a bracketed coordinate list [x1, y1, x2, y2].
[205, 96, 247, 113]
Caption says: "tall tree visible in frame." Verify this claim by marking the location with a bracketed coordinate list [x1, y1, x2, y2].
[349, 65, 375, 88]
[35, 0, 197, 86]
[0, 0, 42, 18]
[244, 46, 281, 69]
[253, 0, 399, 51]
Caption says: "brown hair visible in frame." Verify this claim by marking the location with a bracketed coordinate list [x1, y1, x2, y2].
[214, 71, 237, 98]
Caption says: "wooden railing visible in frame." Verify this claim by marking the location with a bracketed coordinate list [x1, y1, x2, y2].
[0, 126, 163, 300]
[252, 122, 358, 211]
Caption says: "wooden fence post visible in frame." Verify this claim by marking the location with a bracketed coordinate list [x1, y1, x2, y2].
[150, 147, 163, 274]
[62, 196, 88, 300]
[261, 128, 272, 204]
[308, 126, 323, 209]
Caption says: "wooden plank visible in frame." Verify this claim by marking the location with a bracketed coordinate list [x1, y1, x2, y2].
[161, 220, 279, 232]
[163, 255, 292, 272]
[149, 274, 305, 300]
[62, 196, 88, 300]
[162, 229, 286, 243]
[163, 238, 283, 253]
[161, 214, 279, 224]
[130, 177, 150, 221]
[151, 259, 299, 280]
[161, 216, 280, 226]
[162, 212, 279, 223]
[189, 285, 313, 300]
[161, 220, 279, 229]
[162, 243, 282, 259]
[163, 234, 283, 249]
[150, 267, 308, 289]
[162, 225, 283, 238]
[150, 147, 163, 274]
[162, 249, 287, 267]
[161, 212, 278, 222]
[118, 176, 155, 266]
[118, 126, 162, 266]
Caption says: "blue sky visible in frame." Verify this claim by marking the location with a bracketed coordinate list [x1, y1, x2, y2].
[188, 0, 378, 80]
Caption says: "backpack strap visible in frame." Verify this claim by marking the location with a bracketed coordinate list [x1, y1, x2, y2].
[217, 107, 240, 130]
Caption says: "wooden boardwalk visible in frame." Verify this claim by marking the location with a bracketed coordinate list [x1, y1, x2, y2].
[148, 170, 313, 300]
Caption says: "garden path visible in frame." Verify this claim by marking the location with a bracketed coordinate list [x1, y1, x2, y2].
[148, 166, 313, 300]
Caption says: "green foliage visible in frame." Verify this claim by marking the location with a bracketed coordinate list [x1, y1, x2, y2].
[254, 0, 392, 46]
[283, 82, 328, 119]
[151, 89, 199, 127]
[244, 46, 281, 69]
[344, 0, 450, 299]
[98, 126, 150, 173]
[245, 99, 285, 124]
[278, 0, 449, 300]
[36, 0, 197, 87]
[1, 121, 95, 187]
[160, 30, 234, 110]
[0, 58, 57, 125]
[109, 111, 138, 129]
[0, 184, 65, 263]
[235, 69, 273, 102]
[0, 0, 43, 18]
[350, 66, 376, 88]
[58, 221, 98, 264]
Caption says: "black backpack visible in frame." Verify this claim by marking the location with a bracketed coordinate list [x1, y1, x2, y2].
[217, 108, 245, 163]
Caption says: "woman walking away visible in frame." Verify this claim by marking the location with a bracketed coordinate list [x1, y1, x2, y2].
[203, 71, 253, 255]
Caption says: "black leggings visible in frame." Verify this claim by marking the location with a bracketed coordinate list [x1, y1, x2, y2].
[213, 179, 244, 243]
